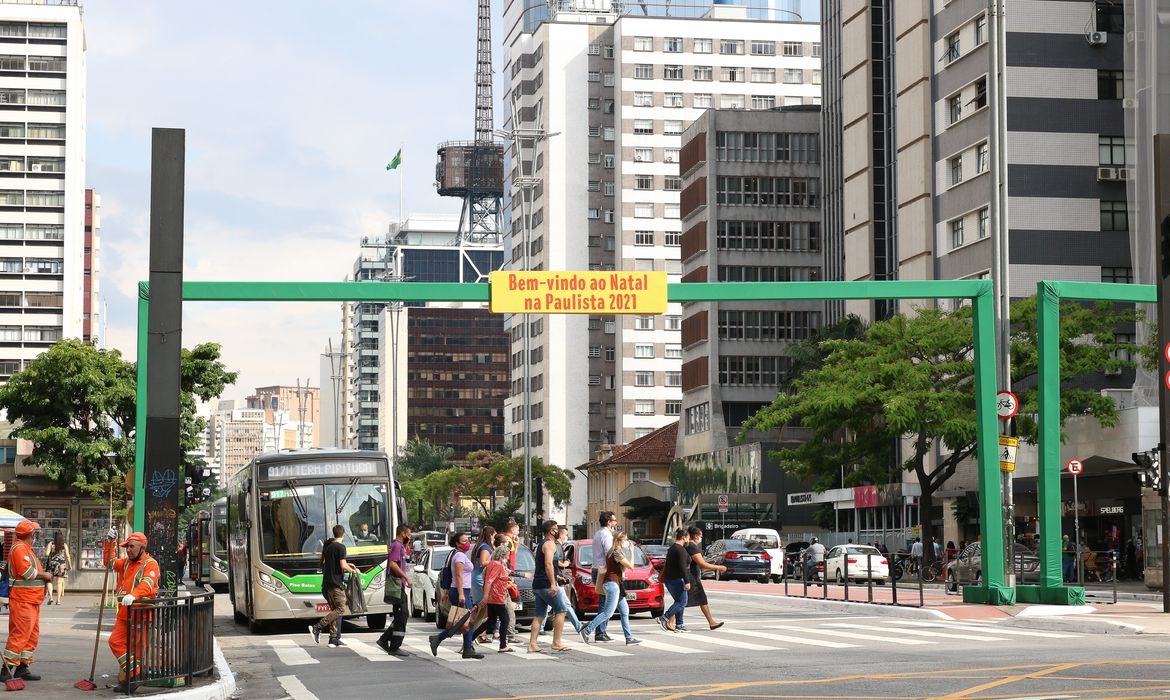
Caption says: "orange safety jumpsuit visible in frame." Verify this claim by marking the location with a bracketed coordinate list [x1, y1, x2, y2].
[103, 541, 160, 680]
[4, 540, 45, 671]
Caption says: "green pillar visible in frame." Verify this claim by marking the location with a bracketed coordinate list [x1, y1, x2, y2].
[963, 288, 1014, 604]
[133, 283, 149, 533]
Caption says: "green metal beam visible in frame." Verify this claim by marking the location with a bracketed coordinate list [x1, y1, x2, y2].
[134, 277, 1013, 604]
[1019, 280, 1154, 606]
[133, 283, 149, 532]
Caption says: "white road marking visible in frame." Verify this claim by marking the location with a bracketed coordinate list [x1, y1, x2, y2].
[767, 624, 932, 645]
[633, 637, 708, 654]
[402, 638, 472, 662]
[645, 630, 776, 652]
[557, 641, 631, 657]
[891, 620, 1081, 638]
[277, 674, 318, 700]
[826, 622, 1006, 642]
[266, 639, 318, 666]
[721, 628, 857, 648]
[340, 638, 398, 662]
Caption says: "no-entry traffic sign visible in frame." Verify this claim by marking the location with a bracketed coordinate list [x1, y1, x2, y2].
[1067, 459, 1084, 475]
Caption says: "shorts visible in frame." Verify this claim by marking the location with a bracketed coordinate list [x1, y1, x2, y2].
[532, 587, 567, 619]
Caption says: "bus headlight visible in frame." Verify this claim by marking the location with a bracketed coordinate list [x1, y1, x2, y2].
[257, 571, 285, 592]
[370, 572, 384, 589]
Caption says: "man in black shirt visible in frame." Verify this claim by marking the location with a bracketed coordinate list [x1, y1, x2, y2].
[310, 525, 359, 647]
[658, 529, 693, 632]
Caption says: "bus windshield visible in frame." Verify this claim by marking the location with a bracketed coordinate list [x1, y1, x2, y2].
[257, 481, 390, 559]
[213, 514, 228, 557]
[327, 482, 389, 556]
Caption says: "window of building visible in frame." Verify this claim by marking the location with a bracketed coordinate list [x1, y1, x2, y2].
[588, 152, 602, 164]
[665, 231, 680, 246]
[685, 403, 710, 434]
[783, 68, 803, 84]
[664, 147, 679, 163]
[588, 207, 601, 220]
[812, 69, 822, 85]
[665, 400, 681, 416]
[634, 202, 654, 217]
[634, 91, 654, 107]
[948, 94, 963, 124]
[944, 33, 960, 63]
[976, 142, 989, 173]
[693, 65, 713, 81]
[634, 36, 653, 51]
[635, 230, 654, 245]
[604, 181, 615, 196]
[635, 63, 653, 79]
[977, 207, 989, 239]
[664, 203, 680, 218]
[973, 77, 987, 109]
[751, 95, 776, 110]
[751, 67, 776, 83]
[950, 218, 964, 249]
[635, 371, 654, 387]
[588, 43, 601, 55]
[812, 42, 822, 57]
[664, 37, 683, 52]
[1101, 266, 1133, 284]
[1099, 135, 1129, 166]
[1100, 200, 1128, 231]
[664, 92, 683, 107]
[664, 120, 683, 135]
[603, 127, 615, 141]
[604, 45, 614, 58]
[664, 176, 681, 191]
[605, 320, 616, 334]
[605, 236, 616, 250]
[665, 371, 681, 387]
[588, 180, 601, 192]
[752, 40, 777, 56]
[635, 343, 654, 358]
[635, 400, 654, 415]
[694, 93, 713, 108]
[605, 346, 616, 361]
[949, 155, 963, 186]
[588, 71, 601, 82]
[781, 41, 801, 57]
[975, 15, 987, 45]
[635, 315, 654, 330]
[691, 37, 712, 53]
[720, 66, 744, 82]
[634, 258, 654, 272]
[720, 39, 744, 55]
[588, 346, 601, 358]
[634, 119, 654, 135]
[665, 344, 682, 359]
[634, 147, 653, 163]
[604, 209, 614, 223]
[720, 94, 745, 109]
[603, 154, 616, 169]
[664, 65, 683, 80]
[1098, 70, 1124, 100]
[635, 175, 654, 190]
[665, 315, 682, 330]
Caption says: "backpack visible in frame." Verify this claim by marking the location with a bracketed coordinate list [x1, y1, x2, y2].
[438, 551, 454, 591]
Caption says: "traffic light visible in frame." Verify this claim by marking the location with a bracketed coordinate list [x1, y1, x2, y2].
[185, 464, 214, 506]
[1132, 447, 1161, 492]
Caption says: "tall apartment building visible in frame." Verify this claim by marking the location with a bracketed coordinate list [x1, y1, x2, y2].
[347, 214, 504, 451]
[502, 0, 818, 526]
[677, 106, 823, 457]
[207, 401, 266, 481]
[82, 187, 99, 345]
[0, 2, 85, 380]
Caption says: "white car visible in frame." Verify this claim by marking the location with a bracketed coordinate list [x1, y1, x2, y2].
[824, 544, 889, 585]
[730, 528, 783, 582]
[409, 545, 452, 622]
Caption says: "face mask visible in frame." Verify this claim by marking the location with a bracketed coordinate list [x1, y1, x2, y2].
[457, 542, 471, 552]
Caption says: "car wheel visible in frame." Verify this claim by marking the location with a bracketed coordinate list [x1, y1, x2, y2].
[947, 571, 958, 593]
[650, 607, 663, 619]
[411, 593, 422, 618]
[758, 575, 768, 584]
[424, 595, 436, 623]
[835, 569, 844, 585]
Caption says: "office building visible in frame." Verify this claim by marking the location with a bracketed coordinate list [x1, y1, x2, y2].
[0, 2, 85, 380]
[207, 401, 266, 481]
[502, 0, 818, 528]
[246, 384, 320, 450]
[82, 187, 99, 345]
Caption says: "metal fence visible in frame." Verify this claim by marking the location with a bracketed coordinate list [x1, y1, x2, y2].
[123, 591, 216, 695]
[782, 551, 926, 608]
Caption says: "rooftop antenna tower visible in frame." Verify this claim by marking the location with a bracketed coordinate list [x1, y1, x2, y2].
[435, 0, 504, 245]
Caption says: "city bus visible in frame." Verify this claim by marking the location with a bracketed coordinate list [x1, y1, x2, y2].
[208, 498, 229, 589]
[194, 509, 211, 586]
[226, 449, 403, 633]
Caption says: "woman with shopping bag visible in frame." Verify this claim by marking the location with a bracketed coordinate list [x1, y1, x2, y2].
[427, 531, 484, 660]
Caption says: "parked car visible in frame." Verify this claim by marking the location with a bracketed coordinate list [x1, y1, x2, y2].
[730, 528, 784, 582]
[946, 541, 1040, 592]
[435, 544, 537, 629]
[642, 544, 669, 571]
[564, 539, 664, 619]
[781, 541, 810, 579]
[824, 544, 889, 584]
[409, 545, 451, 622]
[702, 539, 771, 583]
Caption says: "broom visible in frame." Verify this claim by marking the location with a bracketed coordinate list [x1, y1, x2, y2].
[74, 489, 114, 691]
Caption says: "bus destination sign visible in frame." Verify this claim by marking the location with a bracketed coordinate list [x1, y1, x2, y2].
[260, 460, 386, 481]
[489, 271, 668, 314]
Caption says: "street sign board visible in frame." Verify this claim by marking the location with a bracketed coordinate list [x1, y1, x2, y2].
[489, 271, 668, 314]
[996, 391, 1019, 420]
[717, 494, 729, 513]
[1067, 459, 1084, 475]
[998, 435, 1018, 472]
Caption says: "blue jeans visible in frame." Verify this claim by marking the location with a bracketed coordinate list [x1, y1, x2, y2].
[1063, 558, 1076, 582]
[590, 568, 609, 636]
[532, 587, 566, 620]
[581, 581, 631, 641]
[663, 578, 687, 625]
[471, 571, 485, 605]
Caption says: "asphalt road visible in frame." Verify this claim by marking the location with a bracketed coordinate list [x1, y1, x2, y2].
[215, 585, 1170, 700]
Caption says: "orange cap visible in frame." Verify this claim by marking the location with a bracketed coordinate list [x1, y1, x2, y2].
[14, 520, 39, 537]
[120, 532, 148, 547]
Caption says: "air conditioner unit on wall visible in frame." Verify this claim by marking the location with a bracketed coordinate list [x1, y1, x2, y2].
[1122, 97, 1138, 109]
[1118, 167, 1135, 181]
[1087, 31, 1107, 45]
[1097, 167, 1118, 181]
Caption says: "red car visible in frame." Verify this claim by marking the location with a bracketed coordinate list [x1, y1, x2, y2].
[564, 539, 664, 619]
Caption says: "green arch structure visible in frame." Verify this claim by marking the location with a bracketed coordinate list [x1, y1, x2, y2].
[135, 276, 1132, 607]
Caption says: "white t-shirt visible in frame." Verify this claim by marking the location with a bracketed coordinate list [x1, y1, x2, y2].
[910, 541, 923, 557]
[592, 527, 613, 569]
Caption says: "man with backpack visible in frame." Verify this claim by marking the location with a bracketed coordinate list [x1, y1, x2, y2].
[309, 525, 359, 648]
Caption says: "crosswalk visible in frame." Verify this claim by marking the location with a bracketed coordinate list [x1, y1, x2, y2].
[259, 616, 1084, 669]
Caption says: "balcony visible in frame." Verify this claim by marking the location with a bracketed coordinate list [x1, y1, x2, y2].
[619, 479, 676, 509]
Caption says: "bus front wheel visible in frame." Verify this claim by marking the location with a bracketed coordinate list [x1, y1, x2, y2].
[248, 617, 264, 634]
[367, 614, 387, 631]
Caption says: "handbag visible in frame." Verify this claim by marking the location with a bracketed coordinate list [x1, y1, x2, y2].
[447, 603, 473, 632]
[507, 583, 520, 602]
[383, 575, 403, 605]
[345, 574, 368, 615]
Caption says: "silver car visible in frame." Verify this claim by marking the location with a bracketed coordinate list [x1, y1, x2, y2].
[409, 545, 452, 622]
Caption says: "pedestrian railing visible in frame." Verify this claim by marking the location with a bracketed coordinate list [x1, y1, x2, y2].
[781, 551, 925, 608]
[124, 591, 216, 695]
[1065, 549, 1119, 604]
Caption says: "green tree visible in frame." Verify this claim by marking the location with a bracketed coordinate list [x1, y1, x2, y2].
[742, 299, 1137, 561]
[413, 450, 574, 522]
[397, 436, 455, 479]
[0, 339, 238, 496]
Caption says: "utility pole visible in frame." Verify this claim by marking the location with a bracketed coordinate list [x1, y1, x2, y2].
[1153, 134, 1170, 613]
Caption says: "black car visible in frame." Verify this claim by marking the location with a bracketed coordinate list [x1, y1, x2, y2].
[435, 544, 537, 629]
[702, 539, 771, 583]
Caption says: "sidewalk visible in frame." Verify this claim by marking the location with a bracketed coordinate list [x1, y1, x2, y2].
[702, 578, 1170, 634]
[2, 592, 234, 699]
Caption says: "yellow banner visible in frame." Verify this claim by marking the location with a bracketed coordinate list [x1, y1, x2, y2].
[489, 271, 668, 314]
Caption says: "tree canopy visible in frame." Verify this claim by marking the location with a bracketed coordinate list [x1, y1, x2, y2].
[0, 339, 237, 496]
[742, 299, 1139, 557]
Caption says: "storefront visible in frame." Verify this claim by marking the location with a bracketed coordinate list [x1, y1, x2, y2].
[0, 496, 115, 592]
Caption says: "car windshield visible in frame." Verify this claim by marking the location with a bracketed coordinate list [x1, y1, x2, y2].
[846, 546, 881, 556]
[578, 544, 649, 567]
[742, 535, 779, 549]
[430, 549, 451, 571]
[513, 546, 536, 571]
[643, 545, 669, 556]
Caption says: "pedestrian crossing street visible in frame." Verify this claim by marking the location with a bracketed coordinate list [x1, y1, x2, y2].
[263, 616, 1083, 668]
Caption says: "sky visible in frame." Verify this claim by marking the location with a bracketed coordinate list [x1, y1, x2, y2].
[86, 0, 819, 403]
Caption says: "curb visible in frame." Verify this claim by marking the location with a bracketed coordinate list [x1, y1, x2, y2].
[712, 589, 954, 620]
[151, 638, 237, 699]
[1002, 615, 1143, 635]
